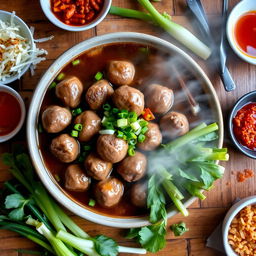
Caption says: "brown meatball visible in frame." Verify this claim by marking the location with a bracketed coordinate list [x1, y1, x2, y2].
[107, 60, 135, 86]
[74, 111, 101, 142]
[95, 177, 124, 207]
[145, 84, 174, 114]
[84, 153, 112, 181]
[160, 111, 189, 139]
[56, 76, 83, 108]
[97, 135, 128, 163]
[117, 152, 147, 182]
[65, 164, 90, 192]
[85, 80, 114, 110]
[50, 134, 79, 163]
[138, 123, 162, 151]
[130, 182, 147, 208]
[41, 105, 71, 133]
[112, 85, 144, 116]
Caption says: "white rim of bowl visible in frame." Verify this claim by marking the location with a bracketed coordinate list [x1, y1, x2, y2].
[0, 85, 26, 143]
[39, 0, 112, 32]
[27, 32, 223, 228]
[0, 10, 35, 84]
[222, 196, 256, 256]
[226, 0, 256, 65]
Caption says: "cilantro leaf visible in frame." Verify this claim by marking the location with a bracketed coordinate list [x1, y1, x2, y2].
[125, 228, 140, 239]
[138, 221, 166, 253]
[5, 194, 25, 209]
[94, 235, 118, 256]
[8, 207, 24, 221]
[170, 222, 189, 236]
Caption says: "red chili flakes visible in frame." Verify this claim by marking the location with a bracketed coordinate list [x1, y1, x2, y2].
[51, 0, 104, 26]
[233, 103, 256, 151]
[236, 169, 254, 182]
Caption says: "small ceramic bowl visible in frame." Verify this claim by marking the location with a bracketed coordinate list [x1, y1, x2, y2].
[226, 0, 256, 65]
[0, 10, 35, 84]
[40, 0, 112, 32]
[222, 196, 256, 256]
[228, 90, 256, 159]
[0, 85, 26, 143]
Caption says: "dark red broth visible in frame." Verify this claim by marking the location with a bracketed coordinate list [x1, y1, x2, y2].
[234, 11, 256, 56]
[39, 43, 215, 217]
[0, 91, 21, 136]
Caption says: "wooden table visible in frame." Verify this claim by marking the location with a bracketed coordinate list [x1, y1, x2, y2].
[0, 0, 256, 255]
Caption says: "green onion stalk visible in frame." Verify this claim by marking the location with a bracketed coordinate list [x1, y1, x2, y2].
[109, 0, 212, 60]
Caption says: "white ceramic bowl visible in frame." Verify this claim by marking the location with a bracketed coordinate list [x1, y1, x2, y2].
[40, 0, 112, 32]
[227, 0, 256, 65]
[27, 32, 223, 228]
[0, 84, 26, 142]
[222, 196, 256, 256]
[0, 10, 35, 84]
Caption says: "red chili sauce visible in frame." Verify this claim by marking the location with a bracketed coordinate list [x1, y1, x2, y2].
[0, 91, 21, 136]
[234, 11, 256, 57]
[51, 0, 104, 26]
[233, 103, 256, 151]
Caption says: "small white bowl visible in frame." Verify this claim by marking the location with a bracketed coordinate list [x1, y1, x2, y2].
[227, 0, 256, 65]
[0, 85, 26, 143]
[222, 196, 256, 256]
[40, 0, 112, 32]
[0, 11, 35, 84]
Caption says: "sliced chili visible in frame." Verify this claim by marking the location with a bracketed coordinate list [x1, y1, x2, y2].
[142, 108, 155, 121]
[51, 0, 104, 26]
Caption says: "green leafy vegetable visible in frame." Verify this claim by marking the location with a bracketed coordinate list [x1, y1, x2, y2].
[170, 222, 189, 236]
[94, 235, 118, 256]
[5, 194, 25, 209]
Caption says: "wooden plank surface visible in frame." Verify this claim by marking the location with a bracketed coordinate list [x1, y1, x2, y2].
[1, 0, 256, 255]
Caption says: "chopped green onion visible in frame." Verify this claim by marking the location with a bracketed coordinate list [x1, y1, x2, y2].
[71, 130, 79, 137]
[49, 81, 57, 89]
[72, 59, 80, 66]
[88, 199, 96, 207]
[54, 174, 61, 182]
[139, 46, 150, 54]
[117, 119, 128, 128]
[112, 108, 119, 114]
[123, 135, 127, 141]
[128, 112, 138, 122]
[74, 124, 83, 131]
[128, 146, 135, 156]
[134, 127, 142, 136]
[38, 123, 43, 133]
[138, 134, 146, 143]
[104, 111, 110, 117]
[83, 145, 91, 151]
[103, 104, 111, 111]
[129, 139, 136, 146]
[131, 121, 140, 131]
[56, 72, 65, 81]
[139, 119, 148, 127]
[118, 112, 128, 118]
[72, 108, 82, 116]
[141, 126, 148, 134]
[99, 129, 115, 135]
[128, 132, 137, 140]
[117, 130, 124, 138]
[95, 71, 103, 81]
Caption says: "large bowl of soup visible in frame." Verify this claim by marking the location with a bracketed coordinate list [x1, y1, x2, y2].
[27, 32, 223, 228]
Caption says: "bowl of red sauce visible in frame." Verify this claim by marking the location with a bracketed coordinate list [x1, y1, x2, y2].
[229, 91, 256, 159]
[40, 0, 111, 32]
[227, 0, 256, 65]
[0, 85, 26, 143]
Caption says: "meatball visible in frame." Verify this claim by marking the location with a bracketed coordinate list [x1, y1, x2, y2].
[117, 152, 147, 182]
[95, 177, 124, 207]
[50, 134, 79, 163]
[130, 182, 147, 208]
[145, 84, 174, 114]
[112, 85, 144, 116]
[160, 111, 189, 139]
[55, 76, 83, 108]
[138, 123, 162, 151]
[42, 105, 71, 133]
[65, 164, 90, 192]
[74, 111, 101, 142]
[84, 153, 113, 181]
[85, 80, 114, 110]
[97, 135, 128, 163]
[107, 60, 135, 86]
